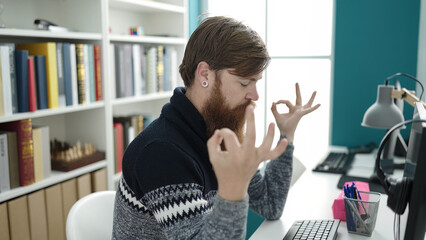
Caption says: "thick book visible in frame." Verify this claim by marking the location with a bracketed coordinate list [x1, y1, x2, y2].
[88, 44, 96, 102]
[109, 43, 116, 99]
[146, 46, 157, 93]
[28, 56, 37, 112]
[0, 119, 34, 186]
[94, 44, 102, 101]
[62, 42, 73, 106]
[0, 46, 13, 116]
[0, 131, 19, 189]
[157, 45, 164, 92]
[77, 173, 92, 199]
[56, 42, 66, 107]
[0, 132, 10, 192]
[39, 126, 51, 179]
[8, 195, 31, 240]
[17, 42, 59, 109]
[75, 44, 86, 104]
[61, 178, 77, 224]
[0, 43, 18, 114]
[14, 49, 29, 113]
[91, 168, 107, 192]
[114, 44, 125, 98]
[32, 127, 44, 182]
[0, 56, 4, 116]
[27, 189, 48, 240]
[45, 184, 66, 240]
[34, 55, 48, 110]
[69, 44, 78, 106]
[0, 202, 10, 240]
[113, 122, 124, 173]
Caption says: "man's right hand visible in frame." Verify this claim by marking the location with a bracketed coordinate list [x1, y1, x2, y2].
[207, 105, 288, 201]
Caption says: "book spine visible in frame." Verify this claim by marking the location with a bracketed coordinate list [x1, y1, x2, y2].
[88, 44, 96, 102]
[132, 44, 142, 96]
[62, 43, 73, 106]
[83, 44, 90, 104]
[0, 46, 13, 116]
[0, 66, 4, 116]
[6, 131, 19, 189]
[157, 45, 164, 92]
[28, 56, 37, 112]
[19, 119, 34, 186]
[56, 43, 66, 107]
[113, 122, 123, 173]
[123, 44, 133, 97]
[1, 43, 18, 113]
[75, 44, 86, 104]
[14, 50, 29, 113]
[34, 55, 48, 110]
[32, 127, 43, 182]
[0, 133, 10, 192]
[69, 44, 78, 106]
[94, 45, 102, 101]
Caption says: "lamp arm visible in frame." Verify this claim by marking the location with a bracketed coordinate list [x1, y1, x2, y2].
[392, 88, 426, 109]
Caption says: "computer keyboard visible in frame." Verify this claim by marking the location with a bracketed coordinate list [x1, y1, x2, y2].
[283, 219, 340, 240]
[312, 152, 355, 174]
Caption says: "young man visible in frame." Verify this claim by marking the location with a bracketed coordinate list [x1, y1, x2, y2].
[112, 16, 320, 239]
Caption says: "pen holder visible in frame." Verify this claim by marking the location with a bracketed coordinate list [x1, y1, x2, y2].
[344, 191, 381, 237]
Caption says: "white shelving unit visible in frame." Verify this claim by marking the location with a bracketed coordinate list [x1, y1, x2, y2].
[0, 0, 188, 202]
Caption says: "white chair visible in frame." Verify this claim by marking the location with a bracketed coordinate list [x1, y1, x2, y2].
[66, 190, 116, 240]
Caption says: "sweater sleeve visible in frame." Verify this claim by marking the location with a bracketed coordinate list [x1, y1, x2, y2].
[247, 136, 294, 220]
[116, 141, 249, 240]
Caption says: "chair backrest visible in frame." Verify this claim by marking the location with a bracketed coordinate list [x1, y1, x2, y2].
[66, 190, 116, 240]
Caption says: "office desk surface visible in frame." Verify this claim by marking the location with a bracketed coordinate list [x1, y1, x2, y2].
[250, 170, 408, 239]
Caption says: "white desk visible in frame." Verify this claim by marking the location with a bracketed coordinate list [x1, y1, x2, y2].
[250, 153, 408, 240]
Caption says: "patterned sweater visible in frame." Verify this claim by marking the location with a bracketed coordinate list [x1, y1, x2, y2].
[112, 87, 294, 239]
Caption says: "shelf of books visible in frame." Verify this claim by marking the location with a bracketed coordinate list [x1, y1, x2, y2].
[0, 160, 107, 203]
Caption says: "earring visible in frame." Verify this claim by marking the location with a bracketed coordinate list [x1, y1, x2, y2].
[202, 81, 209, 87]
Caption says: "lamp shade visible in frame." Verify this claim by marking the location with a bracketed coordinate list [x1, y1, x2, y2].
[362, 85, 404, 129]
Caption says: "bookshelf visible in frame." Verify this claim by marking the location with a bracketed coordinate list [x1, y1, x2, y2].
[0, 0, 188, 202]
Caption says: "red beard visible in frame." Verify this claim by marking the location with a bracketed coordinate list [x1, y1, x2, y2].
[201, 79, 254, 143]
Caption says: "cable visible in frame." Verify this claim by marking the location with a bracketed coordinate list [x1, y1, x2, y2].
[385, 72, 424, 100]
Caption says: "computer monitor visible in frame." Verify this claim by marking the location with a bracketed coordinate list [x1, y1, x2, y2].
[403, 102, 426, 240]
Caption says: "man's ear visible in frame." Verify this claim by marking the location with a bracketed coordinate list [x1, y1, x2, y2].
[195, 61, 211, 86]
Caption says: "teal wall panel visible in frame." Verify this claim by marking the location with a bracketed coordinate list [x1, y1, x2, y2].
[332, 0, 420, 147]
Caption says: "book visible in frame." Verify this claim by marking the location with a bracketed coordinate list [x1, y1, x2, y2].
[146, 46, 157, 93]
[27, 189, 48, 240]
[109, 43, 116, 99]
[0, 119, 34, 186]
[17, 42, 59, 109]
[0, 43, 18, 114]
[0, 202, 10, 240]
[94, 45, 102, 101]
[32, 127, 44, 182]
[62, 42, 73, 106]
[113, 122, 124, 173]
[140, 45, 147, 94]
[91, 168, 107, 192]
[14, 49, 29, 113]
[7, 195, 31, 240]
[0, 132, 10, 192]
[0, 131, 19, 189]
[123, 44, 134, 97]
[157, 45, 164, 92]
[77, 173, 92, 199]
[132, 44, 142, 96]
[34, 55, 48, 110]
[61, 178, 77, 224]
[0, 46, 13, 116]
[28, 56, 37, 112]
[114, 44, 125, 98]
[69, 44, 78, 106]
[45, 184, 65, 240]
[88, 44, 96, 102]
[83, 44, 91, 104]
[56, 42, 66, 107]
[75, 44, 86, 104]
[39, 126, 51, 179]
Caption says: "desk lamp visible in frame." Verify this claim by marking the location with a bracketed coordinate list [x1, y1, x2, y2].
[362, 73, 425, 182]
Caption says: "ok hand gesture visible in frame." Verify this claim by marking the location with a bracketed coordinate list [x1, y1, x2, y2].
[271, 83, 321, 143]
[207, 105, 288, 201]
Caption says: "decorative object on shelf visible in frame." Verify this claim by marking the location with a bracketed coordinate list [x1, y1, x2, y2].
[129, 26, 144, 36]
[51, 139, 105, 172]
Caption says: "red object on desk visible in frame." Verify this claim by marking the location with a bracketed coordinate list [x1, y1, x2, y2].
[332, 181, 369, 221]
